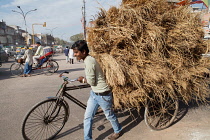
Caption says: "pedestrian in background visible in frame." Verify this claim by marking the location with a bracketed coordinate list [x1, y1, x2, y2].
[20, 46, 33, 77]
[68, 46, 74, 64]
[64, 46, 69, 63]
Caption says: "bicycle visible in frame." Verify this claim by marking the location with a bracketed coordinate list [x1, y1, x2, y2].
[21, 72, 179, 140]
[10, 55, 59, 76]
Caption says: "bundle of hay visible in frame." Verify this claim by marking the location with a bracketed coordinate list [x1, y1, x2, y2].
[87, 0, 210, 109]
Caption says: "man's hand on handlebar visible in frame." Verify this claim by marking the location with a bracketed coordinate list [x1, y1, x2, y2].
[59, 72, 86, 83]
[78, 76, 86, 83]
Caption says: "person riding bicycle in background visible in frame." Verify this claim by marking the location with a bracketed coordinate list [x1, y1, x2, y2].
[33, 42, 44, 66]
[72, 40, 122, 140]
[20, 46, 33, 77]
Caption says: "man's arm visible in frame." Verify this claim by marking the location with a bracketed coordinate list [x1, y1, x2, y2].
[77, 61, 96, 85]
[85, 62, 96, 86]
[21, 50, 27, 59]
[34, 46, 40, 56]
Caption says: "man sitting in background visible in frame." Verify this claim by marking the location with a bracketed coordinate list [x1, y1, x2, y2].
[33, 42, 44, 66]
[37, 46, 54, 67]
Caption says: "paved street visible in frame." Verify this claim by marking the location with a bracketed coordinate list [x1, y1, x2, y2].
[0, 54, 210, 140]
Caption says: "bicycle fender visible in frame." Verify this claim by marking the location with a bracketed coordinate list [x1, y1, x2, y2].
[46, 96, 70, 121]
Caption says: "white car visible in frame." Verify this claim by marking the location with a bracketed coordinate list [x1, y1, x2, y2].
[0, 48, 9, 63]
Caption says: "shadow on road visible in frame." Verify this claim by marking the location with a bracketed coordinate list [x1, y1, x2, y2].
[53, 98, 210, 139]
[172, 101, 188, 126]
[54, 108, 144, 140]
[172, 97, 210, 127]
[0, 60, 17, 80]
[96, 108, 144, 140]
[56, 68, 85, 74]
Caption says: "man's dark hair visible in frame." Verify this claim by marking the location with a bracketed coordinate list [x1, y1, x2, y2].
[72, 40, 89, 54]
[36, 42, 41, 45]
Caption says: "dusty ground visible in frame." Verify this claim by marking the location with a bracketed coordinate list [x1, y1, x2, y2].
[0, 54, 210, 140]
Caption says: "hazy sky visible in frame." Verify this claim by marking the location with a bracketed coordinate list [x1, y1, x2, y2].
[0, 0, 122, 41]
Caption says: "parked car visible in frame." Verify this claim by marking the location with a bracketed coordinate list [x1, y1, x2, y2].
[0, 48, 9, 62]
[14, 51, 25, 61]
[14, 47, 36, 61]
[4, 48, 16, 57]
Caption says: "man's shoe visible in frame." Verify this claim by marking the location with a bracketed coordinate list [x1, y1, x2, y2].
[108, 132, 121, 140]
[26, 74, 31, 77]
[20, 74, 26, 77]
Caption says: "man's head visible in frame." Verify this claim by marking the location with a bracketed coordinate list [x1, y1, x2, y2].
[36, 42, 41, 46]
[72, 40, 89, 60]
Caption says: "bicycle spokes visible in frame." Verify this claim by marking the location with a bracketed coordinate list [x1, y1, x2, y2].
[22, 99, 68, 140]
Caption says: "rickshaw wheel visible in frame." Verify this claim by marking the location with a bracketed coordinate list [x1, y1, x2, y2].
[144, 95, 179, 131]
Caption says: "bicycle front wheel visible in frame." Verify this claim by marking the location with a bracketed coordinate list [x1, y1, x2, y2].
[22, 98, 69, 140]
[144, 95, 179, 131]
[10, 62, 23, 76]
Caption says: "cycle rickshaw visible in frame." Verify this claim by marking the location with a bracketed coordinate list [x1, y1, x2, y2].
[10, 50, 59, 76]
[21, 71, 179, 140]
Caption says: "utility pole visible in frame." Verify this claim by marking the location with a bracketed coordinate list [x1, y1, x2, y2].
[82, 0, 86, 40]
[12, 6, 37, 45]
[32, 22, 46, 45]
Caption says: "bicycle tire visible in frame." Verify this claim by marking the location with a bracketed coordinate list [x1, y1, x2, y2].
[42, 61, 55, 75]
[10, 62, 24, 76]
[144, 95, 179, 131]
[42, 60, 59, 74]
[22, 98, 69, 140]
[51, 60, 59, 72]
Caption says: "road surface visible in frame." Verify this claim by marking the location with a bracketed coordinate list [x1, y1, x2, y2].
[0, 54, 210, 140]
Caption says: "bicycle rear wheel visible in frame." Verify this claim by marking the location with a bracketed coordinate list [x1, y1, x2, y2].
[22, 98, 69, 140]
[51, 60, 59, 72]
[10, 62, 23, 76]
[42, 60, 59, 74]
[144, 95, 179, 131]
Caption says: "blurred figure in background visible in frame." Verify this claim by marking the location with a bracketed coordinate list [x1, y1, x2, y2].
[4, 48, 9, 57]
[64, 46, 69, 63]
[20, 46, 33, 77]
[68, 46, 74, 64]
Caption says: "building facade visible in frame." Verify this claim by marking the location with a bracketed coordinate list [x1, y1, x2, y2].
[0, 20, 55, 48]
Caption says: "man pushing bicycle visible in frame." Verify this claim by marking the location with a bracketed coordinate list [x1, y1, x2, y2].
[72, 40, 122, 140]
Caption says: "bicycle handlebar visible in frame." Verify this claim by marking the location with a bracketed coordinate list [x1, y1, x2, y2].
[59, 71, 78, 82]
[61, 76, 78, 82]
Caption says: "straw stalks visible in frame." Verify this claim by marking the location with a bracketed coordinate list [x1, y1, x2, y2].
[87, 0, 210, 109]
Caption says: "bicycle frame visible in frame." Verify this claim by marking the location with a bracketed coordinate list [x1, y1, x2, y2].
[56, 80, 108, 116]
[21, 72, 180, 140]
[57, 79, 179, 130]
[52, 81, 90, 110]
[32, 57, 53, 70]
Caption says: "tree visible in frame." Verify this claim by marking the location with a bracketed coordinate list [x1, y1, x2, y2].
[54, 37, 61, 45]
[54, 37, 64, 45]
[70, 33, 84, 42]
